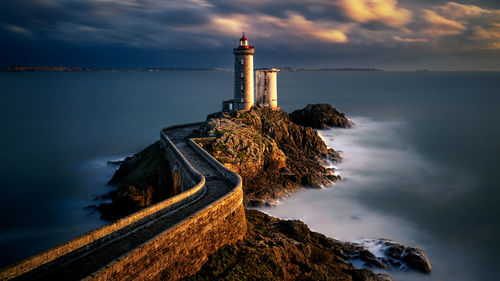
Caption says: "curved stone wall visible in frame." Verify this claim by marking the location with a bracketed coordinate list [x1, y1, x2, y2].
[0, 123, 246, 281]
[160, 129, 204, 191]
[85, 175, 245, 281]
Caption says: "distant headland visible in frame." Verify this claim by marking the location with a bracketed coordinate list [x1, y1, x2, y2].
[0, 65, 383, 72]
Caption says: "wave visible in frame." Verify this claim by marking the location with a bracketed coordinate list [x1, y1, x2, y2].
[257, 116, 436, 279]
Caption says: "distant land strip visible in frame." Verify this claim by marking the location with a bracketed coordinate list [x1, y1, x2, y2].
[0, 66, 384, 72]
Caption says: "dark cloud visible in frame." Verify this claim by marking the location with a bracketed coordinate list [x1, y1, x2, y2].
[153, 10, 210, 27]
[1, 0, 499, 70]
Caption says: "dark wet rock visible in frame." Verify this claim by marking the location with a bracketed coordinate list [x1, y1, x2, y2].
[359, 249, 387, 269]
[289, 104, 352, 129]
[106, 160, 123, 165]
[376, 273, 393, 281]
[384, 241, 432, 273]
[349, 269, 392, 281]
[353, 239, 432, 274]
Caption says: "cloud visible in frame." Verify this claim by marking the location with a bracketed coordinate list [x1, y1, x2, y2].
[421, 9, 466, 36]
[277, 12, 349, 43]
[392, 36, 428, 43]
[5, 25, 34, 36]
[185, 11, 350, 45]
[438, 2, 491, 19]
[208, 15, 249, 36]
[338, 0, 412, 27]
[315, 30, 348, 43]
[0, 0, 499, 69]
[418, 2, 500, 49]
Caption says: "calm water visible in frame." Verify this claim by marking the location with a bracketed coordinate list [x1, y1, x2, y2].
[0, 71, 499, 280]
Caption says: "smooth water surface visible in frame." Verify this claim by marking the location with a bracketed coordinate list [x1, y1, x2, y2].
[1, 71, 499, 281]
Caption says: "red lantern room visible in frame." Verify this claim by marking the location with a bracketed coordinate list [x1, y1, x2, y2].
[240, 34, 248, 46]
[238, 33, 253, 49]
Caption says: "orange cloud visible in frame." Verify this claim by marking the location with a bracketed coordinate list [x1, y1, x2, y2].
[206, 12, 349, 44]
[438, 2, 490, 19]
[209, 15, 249, 35]
[339, 0, 412, 27]
[281, 12, 349, 43]
[418, 2, 500, 49]
[421, 9, 465, 36]
[393, 36, 428, 43]
[315, 30, 348, 43]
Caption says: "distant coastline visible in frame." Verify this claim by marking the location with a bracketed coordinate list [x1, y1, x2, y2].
[279, 67, 383, 72]
[0, 66, 232, 72]
[0, 66, 383, 72]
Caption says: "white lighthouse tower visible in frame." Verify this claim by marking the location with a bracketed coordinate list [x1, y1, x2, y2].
[233, 34, 254, 111]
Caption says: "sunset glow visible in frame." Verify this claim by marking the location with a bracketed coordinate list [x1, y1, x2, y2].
[2, 0, 500, 69]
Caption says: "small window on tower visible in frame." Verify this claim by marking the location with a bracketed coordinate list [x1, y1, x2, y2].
[241, 59, 244, 65]
[241, 72, 244, 77]
[241, 85, 244, 90]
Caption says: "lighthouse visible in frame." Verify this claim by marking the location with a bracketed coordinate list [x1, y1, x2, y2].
[233, 34, 254, 111]
[221, 33, 279, 112]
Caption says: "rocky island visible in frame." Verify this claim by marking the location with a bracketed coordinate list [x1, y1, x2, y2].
[99, 104, 348, 218]
[98, 104, 430, 280]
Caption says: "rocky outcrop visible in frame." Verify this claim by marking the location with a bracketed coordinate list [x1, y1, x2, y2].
[98, 141, 175, 220]
[354, 239, 432, 274]
[96, 104, 431, 280]
[197, 107, 342, 206]
[290, 104, 352, 129]
[184, 209, 391, 281]
[102, 105, 348, 213]
[384, 240, 432, 273]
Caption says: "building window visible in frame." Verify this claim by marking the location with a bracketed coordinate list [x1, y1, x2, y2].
[241, 59, 244, 65]
[241, 85, 244, 90]
[241, 72, 244, 77]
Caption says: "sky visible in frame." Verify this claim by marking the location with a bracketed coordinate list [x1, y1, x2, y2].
[1, 0, 500, 70]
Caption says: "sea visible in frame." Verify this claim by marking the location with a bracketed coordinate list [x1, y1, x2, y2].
[0, 71, 499, 280]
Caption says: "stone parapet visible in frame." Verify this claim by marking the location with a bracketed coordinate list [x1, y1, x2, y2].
[0, 122, 246, 281]
[0, 137, 205, 280]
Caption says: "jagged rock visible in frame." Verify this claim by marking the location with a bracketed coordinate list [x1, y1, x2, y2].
[201, 116, 287, 182]
[290, 104, 352, 129]
[359, 249, 387, 268]
[276, 220, 311, 242]
[349, 269, 390, 281]
[199, 107, 342, 206]
[184, 209, 389, 281]
[102, 105, 347, 215]
[98, 141, 175, 221]
[384, 241, 432, 273]
[354, 239, 432, 274]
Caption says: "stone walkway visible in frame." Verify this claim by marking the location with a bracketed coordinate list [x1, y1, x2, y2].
[14, 125, 234, 281]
